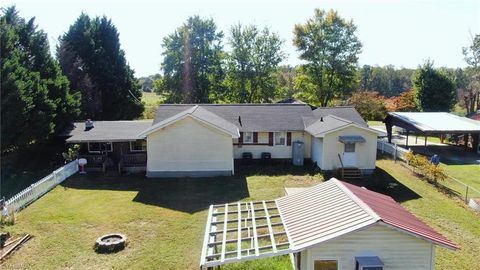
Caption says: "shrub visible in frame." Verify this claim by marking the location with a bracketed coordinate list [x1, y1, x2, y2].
[405, 151, 447, 183]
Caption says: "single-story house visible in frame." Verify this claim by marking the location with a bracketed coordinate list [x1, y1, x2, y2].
[64, 104, 378, 177]
[199, 178, 459, 270]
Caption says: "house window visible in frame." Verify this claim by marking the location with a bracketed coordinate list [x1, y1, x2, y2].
[344, 143, 355, 153]
[314, 260, 338, 270]
[130, 140, 147, 152]
[243, 132, 253, 144]
[274, 132, 286, 145]
[88, 142, 112, 153]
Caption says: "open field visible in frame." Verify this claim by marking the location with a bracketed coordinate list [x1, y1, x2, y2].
[141, 92, 163, 119]
[1, 160, 479, 269]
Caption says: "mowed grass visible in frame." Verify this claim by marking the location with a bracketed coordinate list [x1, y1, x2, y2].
[1, 166, 322, 270]
[441, 164, 480, 191]
[141, 92, 164, 119]
[373, 159, 480, 270]
[2, 161, 479, 269]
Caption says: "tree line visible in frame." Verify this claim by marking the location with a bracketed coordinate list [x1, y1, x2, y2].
[2, 5, 479, 154]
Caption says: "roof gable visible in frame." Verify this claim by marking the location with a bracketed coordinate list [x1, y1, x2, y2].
[305, 115, 378, 137]
[313, 106, 368, 127]
[153, 104, 314, 132]
[140, 105, 239, 138]
[276, 179, 459, 251]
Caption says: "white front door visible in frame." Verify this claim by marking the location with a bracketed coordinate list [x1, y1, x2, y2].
[343, 143, 357, 167]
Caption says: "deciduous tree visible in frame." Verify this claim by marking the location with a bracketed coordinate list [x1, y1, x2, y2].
[224, 24, 285, 103]
[348, 91, 387, 121]
[293, 9, 362, 106]
[157, 16, 224, 103]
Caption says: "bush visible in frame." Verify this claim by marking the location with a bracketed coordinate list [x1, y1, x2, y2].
[405, 151, 447, 183]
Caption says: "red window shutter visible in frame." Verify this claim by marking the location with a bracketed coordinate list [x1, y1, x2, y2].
[268, 132, 273, 146]
[239, 132, 243, 144]
[253, 132, 258, 143]
[287, 132, 292, 146]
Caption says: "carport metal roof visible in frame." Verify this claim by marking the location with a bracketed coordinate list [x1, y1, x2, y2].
[199, 200, 292, 268]
[386, 112, 480, 133]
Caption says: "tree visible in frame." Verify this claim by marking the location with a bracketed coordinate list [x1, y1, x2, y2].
[385, 89, 419, 112]
[224, 24, 285, 103]
[274, 66, 297, 100]
[293, 9, 362, 106]
[58, 14, 143, 120]
[461, 34, 480, 114]
[1, 6, 80, 153]
[157, 16, 224, 103]
[348, 91, 388, 121]
[413, 61, 455, 112]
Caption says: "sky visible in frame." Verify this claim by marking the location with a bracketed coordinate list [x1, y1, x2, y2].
[3, 0, 480, 77]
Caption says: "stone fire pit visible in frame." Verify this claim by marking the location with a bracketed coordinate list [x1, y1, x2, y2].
[95, 233, 127, 253]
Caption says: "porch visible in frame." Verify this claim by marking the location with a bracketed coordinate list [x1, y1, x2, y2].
[76, 141, 147, 174]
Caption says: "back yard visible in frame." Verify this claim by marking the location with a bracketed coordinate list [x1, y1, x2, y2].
[1, 160, 479, 269]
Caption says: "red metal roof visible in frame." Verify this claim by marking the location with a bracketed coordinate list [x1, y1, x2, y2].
[341, 181, 459, 250]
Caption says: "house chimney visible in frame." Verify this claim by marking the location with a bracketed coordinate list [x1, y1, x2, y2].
[85, 119, 94, 131]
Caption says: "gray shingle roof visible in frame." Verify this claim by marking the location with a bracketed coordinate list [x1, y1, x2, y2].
[313, 106, 367, 127]
[304, 115, 353, 136]
[140, 105, 239, 137]
[65, 120, 153, 143]
[153, 104, 314, 132]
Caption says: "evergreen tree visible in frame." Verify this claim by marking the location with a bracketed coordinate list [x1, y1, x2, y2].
[58, 14, 143, 119]
[413, 61, 455, 112]
[1, 6, 80, 153]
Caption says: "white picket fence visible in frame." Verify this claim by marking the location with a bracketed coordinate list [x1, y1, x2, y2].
[377, 140, 409, 161]
[2, 159, 79, 216]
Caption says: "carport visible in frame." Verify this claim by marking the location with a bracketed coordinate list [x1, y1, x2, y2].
[384, 112, 480, 154]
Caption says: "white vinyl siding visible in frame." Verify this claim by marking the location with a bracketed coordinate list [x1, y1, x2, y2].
[300, 225, 434, 270]
[233, 132, 311, 159]
[320, 126, 377, 170]
[146, 117, 233, 175]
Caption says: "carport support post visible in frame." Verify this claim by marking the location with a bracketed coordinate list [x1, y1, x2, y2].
[425, 135, 427, 147]
[406, 130, 409, 148]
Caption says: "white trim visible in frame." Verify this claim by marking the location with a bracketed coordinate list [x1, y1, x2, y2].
[310, 256, 340, 270]
[378, 221, 458, 251]
[274, 131, 287, 146]
[138, 106, 239, 138]
[199, 205, 214, 267]
[308, 122, 379, 138]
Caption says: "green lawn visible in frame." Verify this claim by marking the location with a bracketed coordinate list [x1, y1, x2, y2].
[1, 166, 321, 270]
[441, 163, 480, 191]
[141, 92, 164, 119]
[1, 161, 479, 269]
[367, 120, 383, 126]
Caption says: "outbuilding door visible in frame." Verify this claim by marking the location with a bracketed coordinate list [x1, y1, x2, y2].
[343, 142, 357, 167]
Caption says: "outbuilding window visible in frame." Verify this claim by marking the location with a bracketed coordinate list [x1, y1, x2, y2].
[344, 143, 356, 153]
[243, 132, 253, 144]
[274, 132, 286, 145]
[314, 260, 338, 270]
[130, 140, 147, 152]
[355, 256, 384, 270]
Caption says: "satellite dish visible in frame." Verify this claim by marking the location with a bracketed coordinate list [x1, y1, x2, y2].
[78, 158, 87, 166]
